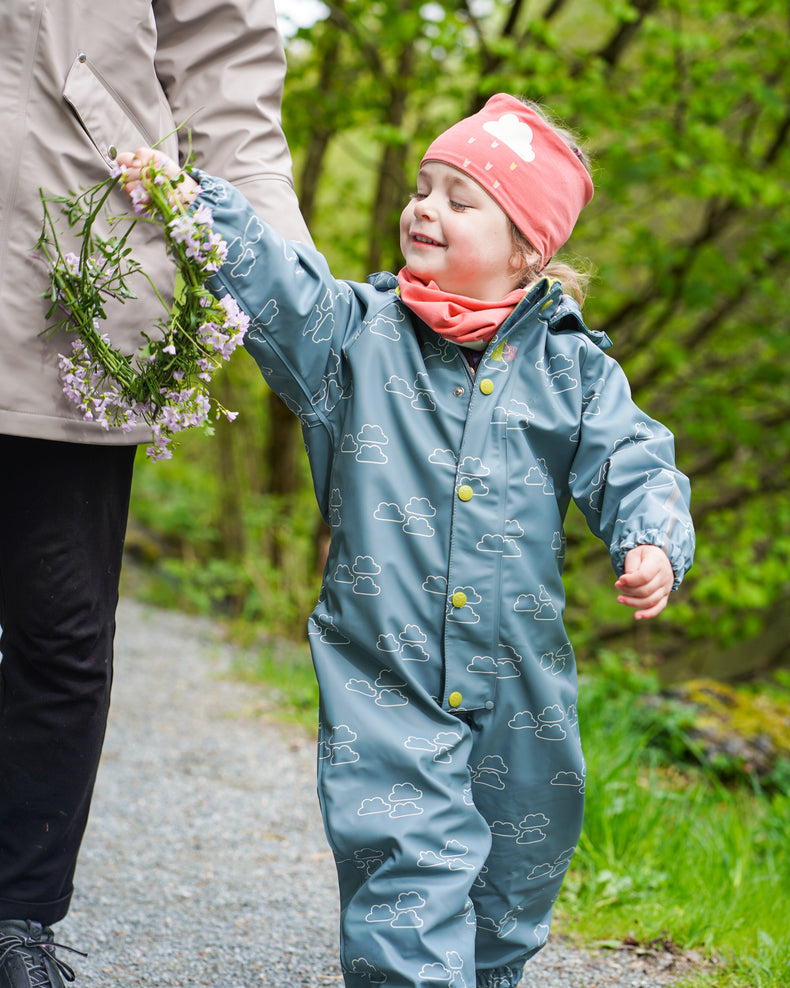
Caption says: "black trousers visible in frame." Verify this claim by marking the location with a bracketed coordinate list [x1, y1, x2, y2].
[0, 435, 136, 925]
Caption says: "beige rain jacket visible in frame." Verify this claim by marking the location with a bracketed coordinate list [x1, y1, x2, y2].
[0, 0, 310, 444]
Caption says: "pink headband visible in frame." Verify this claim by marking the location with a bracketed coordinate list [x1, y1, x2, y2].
[421, 94, 594, 269]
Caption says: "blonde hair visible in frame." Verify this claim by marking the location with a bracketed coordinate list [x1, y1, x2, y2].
[509, 100, 593, 306]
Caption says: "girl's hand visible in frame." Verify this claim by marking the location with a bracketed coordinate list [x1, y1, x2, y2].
[115, 148, 199, 207]
[615, 545, 675, 620]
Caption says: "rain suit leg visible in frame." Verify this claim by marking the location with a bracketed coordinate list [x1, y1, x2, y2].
[313, 638, 585, 988]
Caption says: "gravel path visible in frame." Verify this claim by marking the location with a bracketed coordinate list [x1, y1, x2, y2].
[57, 599, 697, 988]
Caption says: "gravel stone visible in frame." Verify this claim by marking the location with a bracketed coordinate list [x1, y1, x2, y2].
[56, 599, 697, 987]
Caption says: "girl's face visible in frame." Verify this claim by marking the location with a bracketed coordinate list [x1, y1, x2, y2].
[399, 161, 523, 301]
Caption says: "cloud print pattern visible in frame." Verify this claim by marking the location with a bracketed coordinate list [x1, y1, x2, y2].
[197, 172, 694, 988]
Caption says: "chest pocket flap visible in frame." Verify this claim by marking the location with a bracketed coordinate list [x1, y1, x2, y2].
[63, 52, 177, 170]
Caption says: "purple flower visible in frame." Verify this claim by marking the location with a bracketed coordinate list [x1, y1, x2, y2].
[168, 214, 196, 243]
[193, 204, 213, 227]
[159, 404, 183, 431]
[218, 295, 249, 334]
[129, 184, 150, 214]
[62, 253, 80, 275]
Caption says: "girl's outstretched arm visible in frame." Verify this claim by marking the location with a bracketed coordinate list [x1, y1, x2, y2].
[615, 544, 675, 620]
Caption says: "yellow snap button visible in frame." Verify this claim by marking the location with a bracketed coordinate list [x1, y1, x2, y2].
[451, 592, 467, 608]
[448, 691, 463, 708]
[479, 378, 494, 395]
[458, 484, 473, 501]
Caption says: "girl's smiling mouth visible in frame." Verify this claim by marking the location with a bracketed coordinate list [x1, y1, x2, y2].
[412, 233, 446, 247]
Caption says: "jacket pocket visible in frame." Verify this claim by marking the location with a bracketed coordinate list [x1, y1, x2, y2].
[63, 52, 177, 169]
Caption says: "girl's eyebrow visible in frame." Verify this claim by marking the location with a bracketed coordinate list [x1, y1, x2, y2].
[446, 176, 483, 200]
[417, 166, 483, 198]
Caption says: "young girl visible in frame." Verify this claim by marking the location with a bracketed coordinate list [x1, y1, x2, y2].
[121, 94, 694, 988]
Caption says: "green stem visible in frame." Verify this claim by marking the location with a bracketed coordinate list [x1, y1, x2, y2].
[52, 270, 138, 392]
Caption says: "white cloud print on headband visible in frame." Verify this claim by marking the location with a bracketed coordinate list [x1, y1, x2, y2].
[483, 114, 536, 162]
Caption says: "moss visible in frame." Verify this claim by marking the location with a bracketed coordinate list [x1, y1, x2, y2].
[647, 677, 790, 786]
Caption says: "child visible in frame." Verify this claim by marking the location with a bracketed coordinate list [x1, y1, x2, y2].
[120, 94, 694, 988]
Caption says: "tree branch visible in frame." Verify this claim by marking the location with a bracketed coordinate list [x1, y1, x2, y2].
[543, 0, 571, 20]
[692, 470, 789, 520]
[323, 2, 387, 79]
[595, 0, 660, 69]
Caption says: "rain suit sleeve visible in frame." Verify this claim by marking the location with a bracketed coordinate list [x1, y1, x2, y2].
[196, 172, 370, 402]
[195, 171, 379, 512]
[567, 339, 694, 588]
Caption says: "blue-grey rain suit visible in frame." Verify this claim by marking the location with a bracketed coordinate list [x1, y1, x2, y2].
[197, 172, 695, 988]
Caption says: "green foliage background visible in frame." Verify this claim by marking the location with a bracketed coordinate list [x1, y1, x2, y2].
[130, 0, 790, 674]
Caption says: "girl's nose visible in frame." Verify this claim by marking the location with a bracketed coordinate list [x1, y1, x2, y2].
[413, 194, 436, 219]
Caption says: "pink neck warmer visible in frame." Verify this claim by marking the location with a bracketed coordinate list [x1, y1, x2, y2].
[398, 269, 526, 346]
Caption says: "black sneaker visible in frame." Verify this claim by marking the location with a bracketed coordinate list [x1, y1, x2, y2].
[0, 921, 84, 988]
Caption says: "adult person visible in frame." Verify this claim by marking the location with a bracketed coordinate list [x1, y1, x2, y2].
[0, 3, 310, 986]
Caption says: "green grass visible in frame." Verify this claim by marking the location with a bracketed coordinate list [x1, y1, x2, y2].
[556, 653, 790, 987]
[229, 633, 320, 728]
[225, 632, 789, 988]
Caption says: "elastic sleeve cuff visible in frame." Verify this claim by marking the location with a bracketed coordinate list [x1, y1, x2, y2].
[611, 530, 692, 591]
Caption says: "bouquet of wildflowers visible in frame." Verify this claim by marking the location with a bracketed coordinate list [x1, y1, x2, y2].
[37, 159, 247, 460]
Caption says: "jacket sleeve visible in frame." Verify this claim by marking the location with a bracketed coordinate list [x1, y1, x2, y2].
[568, 343, 695, 588]
[152, 0, 311, 243]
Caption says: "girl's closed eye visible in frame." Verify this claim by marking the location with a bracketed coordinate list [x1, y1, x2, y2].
[408, 192, 470, 210]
